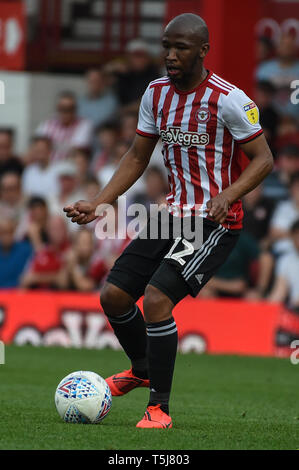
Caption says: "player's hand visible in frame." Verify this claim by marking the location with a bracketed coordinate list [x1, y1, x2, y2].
[206, 193, 230, 224]
[63, 200, 97, 225]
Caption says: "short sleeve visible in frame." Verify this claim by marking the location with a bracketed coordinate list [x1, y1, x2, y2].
[221, 88, 263, 144]
[136, 86, 159, 138]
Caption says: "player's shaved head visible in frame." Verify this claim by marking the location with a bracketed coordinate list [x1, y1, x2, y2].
[165, 13, 209, 45]
[162, 13, 210, 90]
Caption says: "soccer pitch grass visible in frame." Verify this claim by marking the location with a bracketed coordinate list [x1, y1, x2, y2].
[0, 345, 299, 450]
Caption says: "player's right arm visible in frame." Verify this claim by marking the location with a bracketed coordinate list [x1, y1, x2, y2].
[63, 133, 158, 224]
[64, 82, 159, 224]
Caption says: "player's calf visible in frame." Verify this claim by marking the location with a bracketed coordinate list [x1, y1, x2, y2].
[143, 285, 177, 416]
[101, 282, 149, 386]
[143, 284, 173, 323]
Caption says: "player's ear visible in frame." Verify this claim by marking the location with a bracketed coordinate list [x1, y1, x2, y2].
[200, 43, 210, 59]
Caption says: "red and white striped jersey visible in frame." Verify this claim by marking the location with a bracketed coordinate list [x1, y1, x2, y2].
[136, 71, 263, 229]
[36, 117, 93, 163]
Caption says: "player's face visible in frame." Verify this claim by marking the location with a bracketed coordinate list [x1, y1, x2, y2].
[162, 31, 206, 85]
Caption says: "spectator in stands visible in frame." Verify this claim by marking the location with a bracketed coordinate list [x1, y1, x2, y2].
[270, 171, 299, 257]
[0, 172, 26, 222]
[20, 197, 49, 252]
[112, 39, 159, 113]
[0, 217, 33, 288]
[268, 219, 299, 309]
[35, 91, 93, 162]
[80, 176, 102, 233]
[255, 81, 279, 147]
[274, 115, 299, 151]
[95, 202, 130, 272]
[134, 165, 168, 209]
[96, 137, 151, 205]
[256, 36, 274, 63]
[91, 121, 119, 173]
[48, 161, 87, 232]
[242, 184, 275, 248]
[145, 166, 168, 204]
[70, 148, 91, 191]
[21, 215, 69, 290]
[66, 229, 107, 291]
[85, 176, 101, 201]
[97, 139, 130, 189]
[78, 68, 118, 129]
[120, 112, 139, 144]
[0, 128, 23, 177]
[263, 144, 299, 201]
[22, 136, 59, 198]
[200, 232, 271, 299]
[256, 33, 299, 117]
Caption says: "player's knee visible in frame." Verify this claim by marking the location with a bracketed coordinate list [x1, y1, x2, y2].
[143, 285, 173, 323]
[100, 282, 134, 317]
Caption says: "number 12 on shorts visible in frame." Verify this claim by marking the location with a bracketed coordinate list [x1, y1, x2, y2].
[164, 238, 195, 266]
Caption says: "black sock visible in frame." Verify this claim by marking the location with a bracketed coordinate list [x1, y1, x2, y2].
[106, 305, 148, 379]
[146, 317, 178, 415]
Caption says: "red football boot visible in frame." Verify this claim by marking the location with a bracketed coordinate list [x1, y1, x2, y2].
[136, 404, 173, 429]
[105, 368, 149, 396]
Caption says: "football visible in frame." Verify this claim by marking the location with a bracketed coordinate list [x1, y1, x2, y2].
[55, 371, 112, 424]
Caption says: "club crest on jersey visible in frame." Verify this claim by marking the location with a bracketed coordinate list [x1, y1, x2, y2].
[243, 101, 259, 125]
[160, 126, 209, 148]
[195, 108, 211, 123]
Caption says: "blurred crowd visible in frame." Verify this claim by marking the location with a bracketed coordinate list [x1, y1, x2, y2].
[0, 35, 299, 310]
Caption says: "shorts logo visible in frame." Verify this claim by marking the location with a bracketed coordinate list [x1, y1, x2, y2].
[243, 101, 259, 125]
[160, 126, 209, 147]
[195, 273, 204, 284]
[195, 108, 210, 123]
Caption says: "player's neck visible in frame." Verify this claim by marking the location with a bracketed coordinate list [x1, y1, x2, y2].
[174, 67, 208, 92]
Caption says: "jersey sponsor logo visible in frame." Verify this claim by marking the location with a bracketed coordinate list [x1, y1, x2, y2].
[243, 101, 259, 125]
[160, 126, 209, 147]
[195, 108, 211, 123]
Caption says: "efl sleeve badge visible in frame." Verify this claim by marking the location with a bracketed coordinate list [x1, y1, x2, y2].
[243, 102, 259, 125]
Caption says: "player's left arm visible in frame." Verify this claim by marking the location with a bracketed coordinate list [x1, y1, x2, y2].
[207, 134, 273, 223]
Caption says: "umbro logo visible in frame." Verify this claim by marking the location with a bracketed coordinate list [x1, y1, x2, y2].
[158, 109, 164, 118]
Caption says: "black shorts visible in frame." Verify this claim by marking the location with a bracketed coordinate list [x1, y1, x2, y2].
[107, 213, 240, 305]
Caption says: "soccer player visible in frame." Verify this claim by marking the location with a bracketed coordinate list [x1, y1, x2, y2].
[64, 14, 274, 429]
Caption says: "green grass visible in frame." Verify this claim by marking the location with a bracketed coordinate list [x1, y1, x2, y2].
[0, 345, 299, 450]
